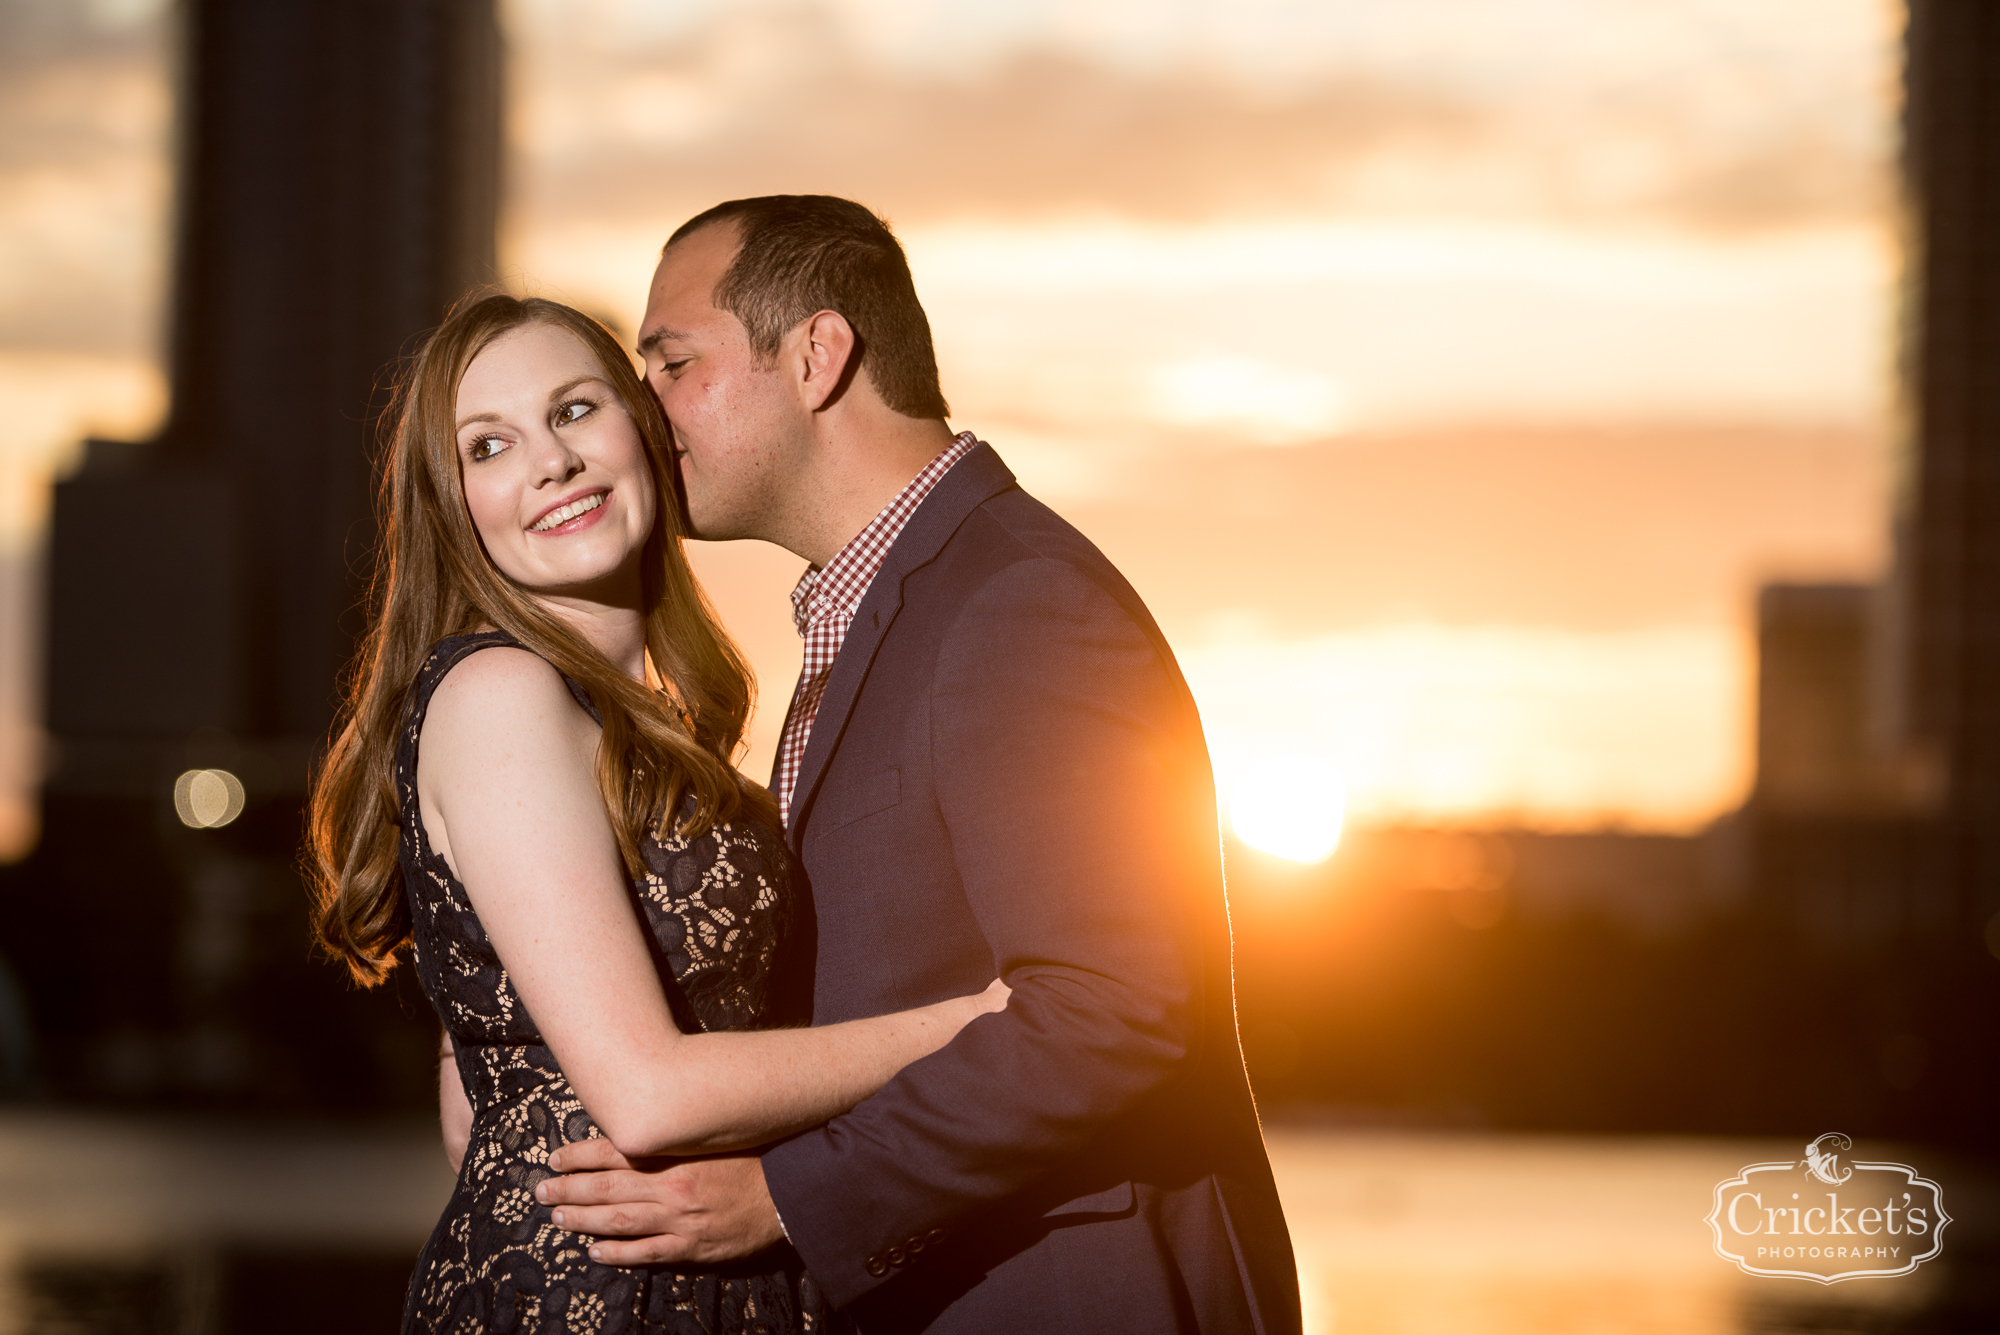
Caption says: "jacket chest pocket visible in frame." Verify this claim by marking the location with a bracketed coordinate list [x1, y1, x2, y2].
[813, 765, 902, 832]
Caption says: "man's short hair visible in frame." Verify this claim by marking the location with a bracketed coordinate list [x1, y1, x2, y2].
[667, 195, 950, 420]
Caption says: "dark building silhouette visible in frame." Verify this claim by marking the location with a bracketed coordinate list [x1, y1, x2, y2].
[2, 0, 499, 1106]
[1719, 0, 2000, 1150]
[1745, 584, 1946, 943]
[1754, 583, 1883, 816]
[1747, 2, 2000, 947]
[1894, 0, 2000, 930]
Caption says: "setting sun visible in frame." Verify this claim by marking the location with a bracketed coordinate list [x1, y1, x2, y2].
[1227, 756, 1346, 864]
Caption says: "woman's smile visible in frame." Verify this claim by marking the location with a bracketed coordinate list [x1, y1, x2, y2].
[528, 488, 611, 534]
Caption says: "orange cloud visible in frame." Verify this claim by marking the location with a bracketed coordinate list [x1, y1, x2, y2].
[506, 0, 1893, 237]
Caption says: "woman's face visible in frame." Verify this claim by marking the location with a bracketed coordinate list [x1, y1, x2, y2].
[453, 322, 658, 606]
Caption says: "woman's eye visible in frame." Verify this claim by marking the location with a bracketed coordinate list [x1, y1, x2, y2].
[555, 399, 595, 426]
[467, 435, 506, 462]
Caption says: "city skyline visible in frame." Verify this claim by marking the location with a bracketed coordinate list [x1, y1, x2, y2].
[0, 0, 1902, 847]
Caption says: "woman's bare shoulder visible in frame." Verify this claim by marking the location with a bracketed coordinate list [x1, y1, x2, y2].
[414, 645, 605, 876]
[423, 645, 592, 755]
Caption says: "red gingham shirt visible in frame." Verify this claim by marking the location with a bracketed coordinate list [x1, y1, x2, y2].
[773, 432, 980, 824]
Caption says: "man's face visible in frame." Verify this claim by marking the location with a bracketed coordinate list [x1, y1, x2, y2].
[636, 223, 802, 542]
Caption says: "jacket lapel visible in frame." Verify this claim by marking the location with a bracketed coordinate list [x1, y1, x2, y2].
[785, 443, 1017, 842]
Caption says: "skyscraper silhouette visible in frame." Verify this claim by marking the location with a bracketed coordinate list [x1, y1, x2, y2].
[1895, 0, 2000, 931]
[7, 0, 499, 1105]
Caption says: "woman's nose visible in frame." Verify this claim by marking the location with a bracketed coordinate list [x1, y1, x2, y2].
[528, 430, 584, 484]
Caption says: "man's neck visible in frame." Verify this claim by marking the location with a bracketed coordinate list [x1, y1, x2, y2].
[790, 416, 958, 567]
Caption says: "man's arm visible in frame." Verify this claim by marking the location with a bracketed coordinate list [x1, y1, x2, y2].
[761, 557, 1216, 1304]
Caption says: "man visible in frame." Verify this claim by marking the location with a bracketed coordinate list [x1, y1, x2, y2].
[537, 195, 1300, 1333]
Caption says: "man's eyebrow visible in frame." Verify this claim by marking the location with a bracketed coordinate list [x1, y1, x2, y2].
[453, 375, 605, 432]
[636, 326, 689, 358]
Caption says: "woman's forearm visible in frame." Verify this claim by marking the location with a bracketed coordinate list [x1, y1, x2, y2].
[585, 983, 1005, 1158]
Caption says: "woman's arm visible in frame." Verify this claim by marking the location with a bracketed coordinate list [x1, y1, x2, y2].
[419, 648, 1004, 1160]
[440, 1030, 473, 1173]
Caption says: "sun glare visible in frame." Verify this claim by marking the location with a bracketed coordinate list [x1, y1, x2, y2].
[1228, 756, 1346, 864]
[1186, 624, 1749, 832]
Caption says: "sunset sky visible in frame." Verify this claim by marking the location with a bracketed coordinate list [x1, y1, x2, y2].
[0, 0, 1902, 848]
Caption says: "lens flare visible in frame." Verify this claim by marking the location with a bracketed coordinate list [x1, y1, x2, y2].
[173, 769, 245, 829]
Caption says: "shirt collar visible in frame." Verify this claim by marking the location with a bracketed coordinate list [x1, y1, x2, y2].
[788, 432, 979, 636]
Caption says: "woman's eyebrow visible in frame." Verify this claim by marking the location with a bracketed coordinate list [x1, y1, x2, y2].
[546, 374, 602, 402]
[453, 376, 606, 432]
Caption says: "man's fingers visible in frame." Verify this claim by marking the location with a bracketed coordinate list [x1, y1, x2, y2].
[581, 1234, 698, 1267]
[538, 1168, 651, 1207]
[549, 1203, 675, 1239]
[548, 1138, 632, 1173]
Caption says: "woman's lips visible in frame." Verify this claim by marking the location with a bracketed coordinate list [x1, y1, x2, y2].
[528, 489, 609, 534]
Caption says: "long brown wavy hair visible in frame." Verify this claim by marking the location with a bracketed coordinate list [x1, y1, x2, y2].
[307, 294, 772, 985]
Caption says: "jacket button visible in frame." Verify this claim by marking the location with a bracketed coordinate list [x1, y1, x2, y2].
[865, 1255, 888, 1278]
[906, 1233, 925, 1254]
[886, 1244, 906, 1266]
[926, 1228, 946, 1246]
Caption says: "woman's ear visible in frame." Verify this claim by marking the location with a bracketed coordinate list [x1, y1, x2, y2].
[794, 309, 860, 412]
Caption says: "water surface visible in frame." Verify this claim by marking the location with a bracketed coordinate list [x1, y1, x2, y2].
[0, 1114, 1975, 1332]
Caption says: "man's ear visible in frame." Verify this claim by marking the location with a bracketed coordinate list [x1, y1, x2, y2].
[795, 309, 862, 412]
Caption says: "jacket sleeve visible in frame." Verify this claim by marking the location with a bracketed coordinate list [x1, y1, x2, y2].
[758, 557, 1223, 1307]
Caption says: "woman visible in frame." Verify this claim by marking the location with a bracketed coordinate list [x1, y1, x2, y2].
[306, 295, 1005, 1333]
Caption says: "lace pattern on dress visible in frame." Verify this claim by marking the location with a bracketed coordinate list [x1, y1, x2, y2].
[395, 632, 831, 1334]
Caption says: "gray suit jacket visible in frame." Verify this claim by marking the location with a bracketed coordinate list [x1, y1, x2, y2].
[759, 444, 1300, 1334]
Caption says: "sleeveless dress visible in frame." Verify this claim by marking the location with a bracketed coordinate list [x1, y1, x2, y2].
[397, 632, 838, 1334]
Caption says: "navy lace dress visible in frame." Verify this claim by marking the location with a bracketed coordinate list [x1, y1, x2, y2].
[397, 632, 835, 1334]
